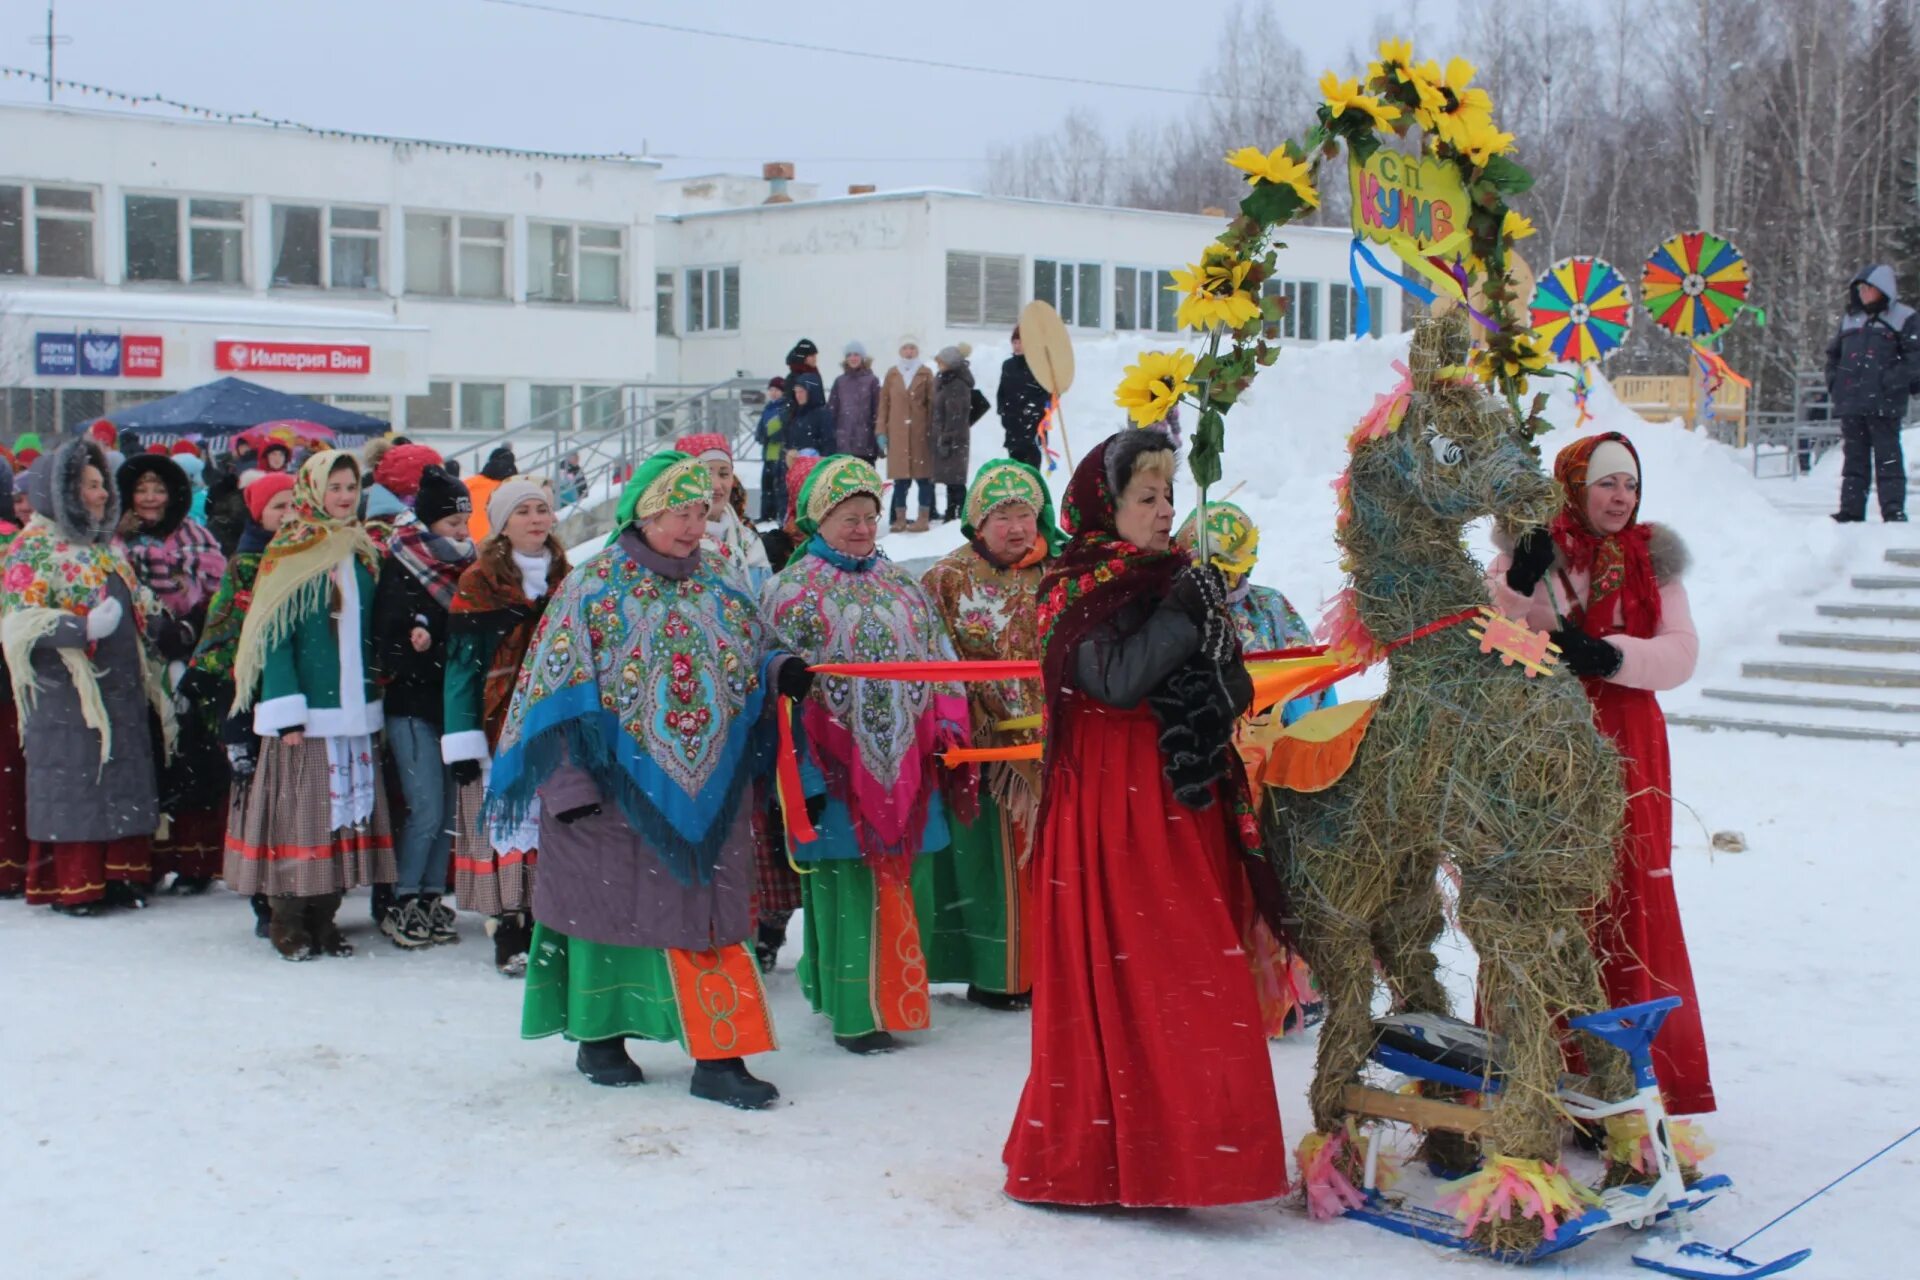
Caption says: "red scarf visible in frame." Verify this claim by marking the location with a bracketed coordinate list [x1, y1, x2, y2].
[1549, 432, 1661, 641]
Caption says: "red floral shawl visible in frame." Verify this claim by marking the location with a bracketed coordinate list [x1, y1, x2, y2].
[1549, 431, 1661, 641]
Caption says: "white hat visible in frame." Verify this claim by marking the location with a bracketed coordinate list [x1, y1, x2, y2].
[1585, 439, 1639, 484]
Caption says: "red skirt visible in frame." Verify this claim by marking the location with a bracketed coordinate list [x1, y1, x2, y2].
[1003, 696, 1287, 1207]
[0, 699, 26, 895]
[1587, 678, 1716, 1115]
[153, 804, 228, 881]
[25, 837, 154, 906]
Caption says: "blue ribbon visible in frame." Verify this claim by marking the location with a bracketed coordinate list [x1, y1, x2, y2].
[1347, 237, 1443, 339]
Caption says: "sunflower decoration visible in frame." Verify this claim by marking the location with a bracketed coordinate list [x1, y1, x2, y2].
[1115, 350, 1199, 427]
[1468, 329, 1553, 395]
[1169, 243, 1264, 332]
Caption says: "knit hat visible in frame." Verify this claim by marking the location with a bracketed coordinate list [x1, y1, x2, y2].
[242, 471, 296, 523]
[935, 345, 964, 369]
[898, 335, 920, 352]
[786, 338, 819, 365]
[175, 454, 205, 488]
[88, 420, 117, 446]
[169, 439, 201, 458]
[414, 465, 473, 528]
[673, 432, 732, 463]
[844, 340, 868, 360]
[1584, 439, 1639, 485]
[486, 477, 552, 535]
[372, 443, 444, 502]
[767, 375, 787, 393]
[12, 431, 41, 467]
[480, 446, 518, 482]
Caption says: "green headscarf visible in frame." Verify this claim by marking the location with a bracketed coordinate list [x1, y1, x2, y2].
[960, 459, 1064, 554]
[607, 450, 714, 546]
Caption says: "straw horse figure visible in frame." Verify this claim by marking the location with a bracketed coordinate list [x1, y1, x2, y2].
[1273, 312, 1630, 1172]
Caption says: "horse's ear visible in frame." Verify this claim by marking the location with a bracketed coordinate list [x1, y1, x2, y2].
[1408, 310, 1472, 393]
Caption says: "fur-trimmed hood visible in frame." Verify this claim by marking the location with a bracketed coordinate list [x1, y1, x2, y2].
[116, 453, 192, 539]
[1494, 522, 1690, 584]
[28, 440, 119, 545]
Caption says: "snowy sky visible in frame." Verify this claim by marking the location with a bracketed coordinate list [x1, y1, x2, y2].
[0, 0, 1457, 194]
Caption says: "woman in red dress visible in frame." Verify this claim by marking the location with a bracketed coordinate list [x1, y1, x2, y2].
[1490, 431, 1714, 1114]
[1003, 430, 1288, 1207]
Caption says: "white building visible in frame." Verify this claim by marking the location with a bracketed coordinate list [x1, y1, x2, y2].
[1, 102, 659, 438]
[653, 184, 1401, 386]
[2, 104, 1398, 444]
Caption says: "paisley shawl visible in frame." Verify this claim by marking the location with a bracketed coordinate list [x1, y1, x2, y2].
[484, 535, 774, 886]
[761, 535, 970, 870]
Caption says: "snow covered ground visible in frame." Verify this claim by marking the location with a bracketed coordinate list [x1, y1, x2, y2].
[9, 335, 1918, 1278]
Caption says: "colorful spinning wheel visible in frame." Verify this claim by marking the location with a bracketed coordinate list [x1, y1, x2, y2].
[1642, 231, 1750, 340]
[1531, 256, 1633, 363]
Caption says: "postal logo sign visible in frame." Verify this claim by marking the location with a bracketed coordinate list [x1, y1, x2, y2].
[216, 340, 372, 375]
[35, 332, 164, 377]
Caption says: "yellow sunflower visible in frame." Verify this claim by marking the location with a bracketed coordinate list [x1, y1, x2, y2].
[1501, 209, 1536, 242]
[1368, 36, 1416, 85]
[1449, 110, 1516, 165]
[1223, 145, 1320, 208]
[1168, 244, 1263, 331]
[1115, 350, 1198, 426]
[1319, 71, 1401, 130]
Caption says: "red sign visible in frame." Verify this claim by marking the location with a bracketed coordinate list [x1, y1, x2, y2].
[215, 340, 371, 375]
[122, 335, 164, 378]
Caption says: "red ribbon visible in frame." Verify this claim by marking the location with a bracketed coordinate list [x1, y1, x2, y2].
[774, 695, 818, 846]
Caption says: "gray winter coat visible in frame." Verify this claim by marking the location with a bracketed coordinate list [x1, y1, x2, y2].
[12, 441, 160, 843]
[1826, 263, 1920, 418]
[829, 363, 881, 460]
[930, 361, 976, 488]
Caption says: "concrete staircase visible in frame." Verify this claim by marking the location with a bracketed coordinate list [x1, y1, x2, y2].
[1667, 547, 1920, 744]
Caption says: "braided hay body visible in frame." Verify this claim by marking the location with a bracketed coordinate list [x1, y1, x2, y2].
[1272, 314, 1630, 1191]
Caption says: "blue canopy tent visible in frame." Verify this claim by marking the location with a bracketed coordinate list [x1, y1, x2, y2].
[103, 377, 388, 441]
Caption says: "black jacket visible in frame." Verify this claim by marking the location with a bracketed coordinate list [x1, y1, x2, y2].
[996, 355, 1050, 440]
[781, 370, 834, 454]
[372, 557, 455, 726]
[1827, 263, 1920, 418]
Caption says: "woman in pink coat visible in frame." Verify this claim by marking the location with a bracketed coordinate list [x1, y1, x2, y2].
[1487, 431, 1714, 1114]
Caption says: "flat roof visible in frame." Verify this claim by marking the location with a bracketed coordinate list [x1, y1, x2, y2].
[659, 185, 1352, 236]
[0, 101, 661, 168]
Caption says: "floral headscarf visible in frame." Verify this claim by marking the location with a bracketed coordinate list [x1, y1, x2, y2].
[1549, 431, 1660, 641]
[232, 450, 378, 711]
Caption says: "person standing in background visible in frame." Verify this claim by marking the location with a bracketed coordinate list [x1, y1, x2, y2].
[783, 339, 835, 456]
[830, 341, 882, 463]
[929, 346, 977, 523]
[1827, 263, 1917, 523]
[755, 376, 790, 523]
[996, 328, 1050, 470]
[880, 339, 935, 532]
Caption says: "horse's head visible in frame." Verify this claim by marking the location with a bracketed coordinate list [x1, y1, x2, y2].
[1372, 312, 1560, 532]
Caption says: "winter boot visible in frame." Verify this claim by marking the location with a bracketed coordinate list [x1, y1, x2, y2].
[423, 895, 460, 945]
[889, 508, 908, 533]
[385, 896, 434, 949]
[104, 880, 149, 910]
[171, 875, 213, 895]
[907, 513, 930, 533]
[491, 912, 532, 977]
[269, 896, 315, 961]
[690, 1057, 780, 1110]
[755, 914, 790, 974]
[575, 1037, 645, 1087]
[965, 984, 1031, 1012]
[834, 1030, 897, 1055]
[307, 893, 353, 957]
[250, 894, 272, 939]
[369, 881, 395, 926]
[50, 901, 99, 917]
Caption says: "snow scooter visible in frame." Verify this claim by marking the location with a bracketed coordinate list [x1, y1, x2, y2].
[1332, 996, 1809, 1276]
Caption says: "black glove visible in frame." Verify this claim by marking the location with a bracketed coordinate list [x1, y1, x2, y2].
[175, 665, 214, 704]
[804, 794, 828, 824]
[1505, 528, 1556, 597]
[1167, 563, 1228, 623]
[152, 613, 198, 662]
[1551, 627, 1623, 679]
[555, 803, 602, 825]
[775, 660, 815, 701]
[451, 759, 482, 787]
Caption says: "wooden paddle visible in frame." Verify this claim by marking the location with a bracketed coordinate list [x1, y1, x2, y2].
[1017, 299, 1076, 469]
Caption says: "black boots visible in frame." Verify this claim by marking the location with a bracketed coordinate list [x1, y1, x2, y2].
[755, 913, 791, 974]
[170, 875, 213, 895]
[491, 912, 533, 976]
[835, 1030, 897, 1055]
[250, 894, 272, 939]
[690, 1057, 781, 1110]
[575, 1037, 646, 1087]
[966, 984, 1032, 1011]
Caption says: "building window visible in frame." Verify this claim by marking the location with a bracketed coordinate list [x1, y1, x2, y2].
[1262, 279, 1326, 341]
[459, 382, 507, 431]
[580, 384, 621, 430]
[530, 384, 574, 427]
[684, 265, 741, 333]
[124, 194, 245, 285]
[404, 381, 453, 432]
[945, 251, 1022, 328]
[271, 203, 381, 290]
[0, 183, 96, 278]
[529, 221, 624, 305]
[655, 272, 675, 336]
[1034, 259, 1101, 329]
[1329, 284, 1383, 340]
[406, 213, 507, 299]
[1114, 266, 1178, 333]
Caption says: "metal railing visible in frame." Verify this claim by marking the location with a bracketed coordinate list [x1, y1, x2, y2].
[441, 379, 766, 514]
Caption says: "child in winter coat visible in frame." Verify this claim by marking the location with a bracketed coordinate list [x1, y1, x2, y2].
[226, 451, 396, 960]
[372, 466, 476, 948]
[756, 375, 789, 522]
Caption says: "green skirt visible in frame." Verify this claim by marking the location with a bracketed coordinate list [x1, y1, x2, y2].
[521, 924, 687, 1049]
[798, 859, 937, 1037]
[918, 793, 1031, 995]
